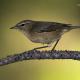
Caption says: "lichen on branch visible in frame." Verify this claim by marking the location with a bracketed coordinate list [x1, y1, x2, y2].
[0, 50, 80, 66]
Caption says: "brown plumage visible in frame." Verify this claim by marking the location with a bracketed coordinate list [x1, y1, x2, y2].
[10, 20, 80, 50]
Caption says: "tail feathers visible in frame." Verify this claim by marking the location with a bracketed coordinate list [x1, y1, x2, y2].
[70, 25, 80, 29]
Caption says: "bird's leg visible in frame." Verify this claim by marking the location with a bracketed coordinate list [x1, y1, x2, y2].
[52, 38, 60, 51]
[33, 44, 52, 50]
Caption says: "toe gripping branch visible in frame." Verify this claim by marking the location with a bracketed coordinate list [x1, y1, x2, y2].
[0, 50, 80, 66]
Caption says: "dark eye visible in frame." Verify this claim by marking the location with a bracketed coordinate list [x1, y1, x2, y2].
[20, 23, 25, 26]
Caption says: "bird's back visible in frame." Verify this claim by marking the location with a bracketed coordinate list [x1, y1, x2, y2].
[30, 21, 71, 33]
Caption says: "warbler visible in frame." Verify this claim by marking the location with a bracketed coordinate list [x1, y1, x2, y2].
[10, 20, 80, 50]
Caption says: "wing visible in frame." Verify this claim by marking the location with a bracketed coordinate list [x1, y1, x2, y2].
[31, 21, 71, 32]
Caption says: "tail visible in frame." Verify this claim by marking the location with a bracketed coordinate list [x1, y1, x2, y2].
[70, 25, 80, 29]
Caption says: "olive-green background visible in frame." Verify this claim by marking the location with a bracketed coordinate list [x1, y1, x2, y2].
[0, 0, 80, 80]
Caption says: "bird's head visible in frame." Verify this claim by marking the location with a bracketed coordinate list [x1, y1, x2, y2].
[10, 20, 34, 31]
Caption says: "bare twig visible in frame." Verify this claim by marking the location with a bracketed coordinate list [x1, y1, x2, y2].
[0, 50, 80, 66]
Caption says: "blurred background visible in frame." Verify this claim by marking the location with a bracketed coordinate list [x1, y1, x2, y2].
[0, 0, 80, 80]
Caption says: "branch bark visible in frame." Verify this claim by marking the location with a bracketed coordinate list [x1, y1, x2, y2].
[0, 50, 80, 66]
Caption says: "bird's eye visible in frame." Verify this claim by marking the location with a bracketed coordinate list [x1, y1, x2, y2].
[20, 23, 25, 26]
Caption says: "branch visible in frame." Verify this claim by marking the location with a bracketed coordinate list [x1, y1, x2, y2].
[0, 50, 80, 66]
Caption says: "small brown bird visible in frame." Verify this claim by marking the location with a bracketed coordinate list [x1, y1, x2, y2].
[10, 20, 80, 50]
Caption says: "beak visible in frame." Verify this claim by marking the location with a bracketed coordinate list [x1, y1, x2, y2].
[10, 26, 18, 29]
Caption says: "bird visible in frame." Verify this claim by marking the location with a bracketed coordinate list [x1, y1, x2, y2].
[10, 20, 80, 50]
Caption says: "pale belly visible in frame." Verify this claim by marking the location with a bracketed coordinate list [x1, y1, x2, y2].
[27, 31, 61, 44]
